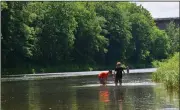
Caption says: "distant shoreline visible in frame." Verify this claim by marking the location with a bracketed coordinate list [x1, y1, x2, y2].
[1, 68, 157, 82]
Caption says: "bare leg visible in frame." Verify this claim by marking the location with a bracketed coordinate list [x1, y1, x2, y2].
[104, 79, 107, 86]
[102, 79, 105, 85]
[99, 78, 105, 85]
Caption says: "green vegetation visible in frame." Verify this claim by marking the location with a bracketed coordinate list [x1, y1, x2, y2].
[1, 2, 179, 74]
[151, 21, 179, 92]
[165, 21, 179, 54]
[2, 64, 112, 75]
[152, 52, 179, 92]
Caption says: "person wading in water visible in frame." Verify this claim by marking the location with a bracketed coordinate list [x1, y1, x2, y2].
[98, 70, 112, 85]
[114, 62, 129, 86]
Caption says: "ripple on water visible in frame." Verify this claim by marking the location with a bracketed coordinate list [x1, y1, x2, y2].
[73, 82, 157, 87]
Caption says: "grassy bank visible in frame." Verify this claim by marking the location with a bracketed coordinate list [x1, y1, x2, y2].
[152, 52, 179, 92]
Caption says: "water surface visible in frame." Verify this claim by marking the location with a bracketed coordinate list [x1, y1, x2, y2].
[1, 73, 179, 110]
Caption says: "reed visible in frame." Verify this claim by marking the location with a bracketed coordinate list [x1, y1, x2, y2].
[152, 52, 179, 92]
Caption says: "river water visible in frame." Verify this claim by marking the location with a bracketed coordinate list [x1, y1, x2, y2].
[1, 72, 179, 110]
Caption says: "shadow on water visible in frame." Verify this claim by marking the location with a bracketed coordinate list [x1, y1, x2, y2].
[1, 73, 179, 110]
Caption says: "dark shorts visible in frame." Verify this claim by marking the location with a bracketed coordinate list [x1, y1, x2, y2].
[115, 77, 122, 83]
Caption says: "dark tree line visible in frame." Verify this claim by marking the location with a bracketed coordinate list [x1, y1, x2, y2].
[1, 2, 179, 74]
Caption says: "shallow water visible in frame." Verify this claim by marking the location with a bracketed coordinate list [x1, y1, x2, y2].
[1, 68, 157, 82]
[1, 73, 179, 110]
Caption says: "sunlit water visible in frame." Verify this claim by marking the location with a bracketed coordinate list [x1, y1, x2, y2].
[1, 73, 179, 110]
[1, 68, 157, 81]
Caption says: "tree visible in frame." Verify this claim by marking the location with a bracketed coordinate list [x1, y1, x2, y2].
[117, 2, 156, 65]
[128, 13, 152, 64]
[1, 1, 36, 68]
[2, 1, 174, 74]
[95, 2, 132, 65]
[165, 21, 179, 54]
[150, 27, 170, 60]
[30, 2, 78, 65]
[72, 2, 108, 65]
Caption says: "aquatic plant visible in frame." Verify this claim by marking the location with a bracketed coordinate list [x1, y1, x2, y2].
[152, 52, 179, 92]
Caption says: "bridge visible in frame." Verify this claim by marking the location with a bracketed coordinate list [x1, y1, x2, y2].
[154, 17, 179, 30]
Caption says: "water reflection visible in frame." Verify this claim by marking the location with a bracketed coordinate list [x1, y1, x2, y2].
[37, 79, 75, 110]
[1, 81, 29, 110]
[28, 81, 40, 110]
[99, 86, 110, 103]
[1, 74, 179, 110]
[113, 87, 124, 110]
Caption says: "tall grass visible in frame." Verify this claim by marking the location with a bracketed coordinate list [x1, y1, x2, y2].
[152, 52, 179, 91]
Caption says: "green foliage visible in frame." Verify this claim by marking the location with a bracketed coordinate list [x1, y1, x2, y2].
[1, 64, 108, 75]
[128, 13, 152, 63]
[95, 2, 132, 64]
[73, 2, 108, 64]
[152, 53, 179, 91]
[1, 1, 8, 11]
[165, 21, 179, 54]
[31, 68, 35, 74]
[1, 1, 179, 75]
[152, 60, 161, 67]
[150, 27, 170, 60]
[2, 2, 36, 68]
[32, 2, 78, 64]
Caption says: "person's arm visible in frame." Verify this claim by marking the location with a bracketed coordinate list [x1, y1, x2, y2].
[113, 71, 115, 79]
[120, 67, 126, 74]
[113, 69, 117, 78]
[122, 70, 125, 74]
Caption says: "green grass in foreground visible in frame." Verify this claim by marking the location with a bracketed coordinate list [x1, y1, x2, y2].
[152, 52, 179, 92]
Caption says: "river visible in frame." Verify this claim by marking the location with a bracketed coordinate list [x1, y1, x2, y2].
[1, 69, 179, 110]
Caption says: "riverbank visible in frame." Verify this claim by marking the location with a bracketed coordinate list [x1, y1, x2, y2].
[2, 65, 110, 75]
[2, 63, 153, 75]
[152, 52, 179, 92]
[1, 68, 156, 82]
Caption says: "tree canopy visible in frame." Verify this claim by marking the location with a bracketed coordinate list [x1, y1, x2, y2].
[1, 1, 178, 74]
